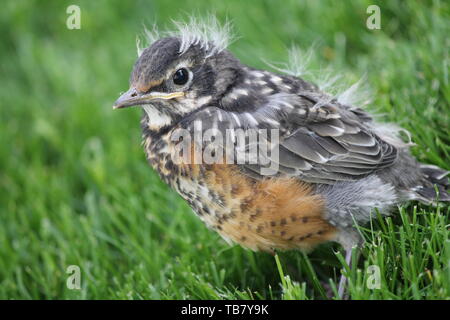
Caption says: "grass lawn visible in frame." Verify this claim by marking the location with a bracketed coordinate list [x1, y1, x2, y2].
[0, 0, 449, 299]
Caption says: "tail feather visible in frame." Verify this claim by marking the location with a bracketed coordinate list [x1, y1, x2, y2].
[420, 164, 450, 187]
[411, 164, 450, 204]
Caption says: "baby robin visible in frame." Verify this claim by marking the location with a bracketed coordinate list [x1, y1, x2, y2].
[113, 18, 449, 296]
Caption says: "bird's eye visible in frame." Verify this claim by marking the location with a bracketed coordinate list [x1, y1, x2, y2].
[173, 68, 189, 85]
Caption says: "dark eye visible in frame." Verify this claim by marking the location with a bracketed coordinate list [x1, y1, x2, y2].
[173, 68, 189, 85]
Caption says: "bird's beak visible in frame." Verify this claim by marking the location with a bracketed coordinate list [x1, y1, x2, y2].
[113, 87, 185, 109]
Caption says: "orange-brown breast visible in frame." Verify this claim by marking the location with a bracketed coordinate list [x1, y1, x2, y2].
[179, 163, 337, 253]
[144, 132, 337, 253]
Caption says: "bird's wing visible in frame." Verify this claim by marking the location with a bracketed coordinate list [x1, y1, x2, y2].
[176, 92, 398, 184]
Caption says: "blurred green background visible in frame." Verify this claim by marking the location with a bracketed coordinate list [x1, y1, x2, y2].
[0, 0, 449, 299]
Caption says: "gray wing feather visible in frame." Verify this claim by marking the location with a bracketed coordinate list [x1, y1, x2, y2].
[179, 91, 398, 185]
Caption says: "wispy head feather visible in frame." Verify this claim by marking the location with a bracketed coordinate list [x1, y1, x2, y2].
[171, 15, 233, 57]
[137, 15, 234, 58]
[137, 23, 159, 56]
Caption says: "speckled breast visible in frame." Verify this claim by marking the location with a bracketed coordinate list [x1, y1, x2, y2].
[143, 128, 337, 252]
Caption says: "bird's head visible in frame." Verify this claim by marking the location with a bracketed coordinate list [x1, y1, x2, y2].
[113, 19, 240, 131]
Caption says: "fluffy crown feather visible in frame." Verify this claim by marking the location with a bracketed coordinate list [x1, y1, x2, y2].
[137, 15, 233, 58]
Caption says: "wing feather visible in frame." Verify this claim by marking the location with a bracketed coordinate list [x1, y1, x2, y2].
[177, 90, 398, 184]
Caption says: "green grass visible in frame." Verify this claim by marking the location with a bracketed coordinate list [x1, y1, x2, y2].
[0, 0, 449, 300]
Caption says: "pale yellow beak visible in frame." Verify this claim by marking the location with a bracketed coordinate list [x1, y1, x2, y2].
[113, 87, 184, 109]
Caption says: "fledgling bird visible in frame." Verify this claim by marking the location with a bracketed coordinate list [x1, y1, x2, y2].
[113, 18, 449, 296]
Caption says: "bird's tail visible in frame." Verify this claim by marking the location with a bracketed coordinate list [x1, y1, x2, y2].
[409, 164, 450, 204]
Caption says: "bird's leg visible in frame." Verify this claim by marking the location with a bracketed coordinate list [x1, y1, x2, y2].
[337, 247, 353, 299]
